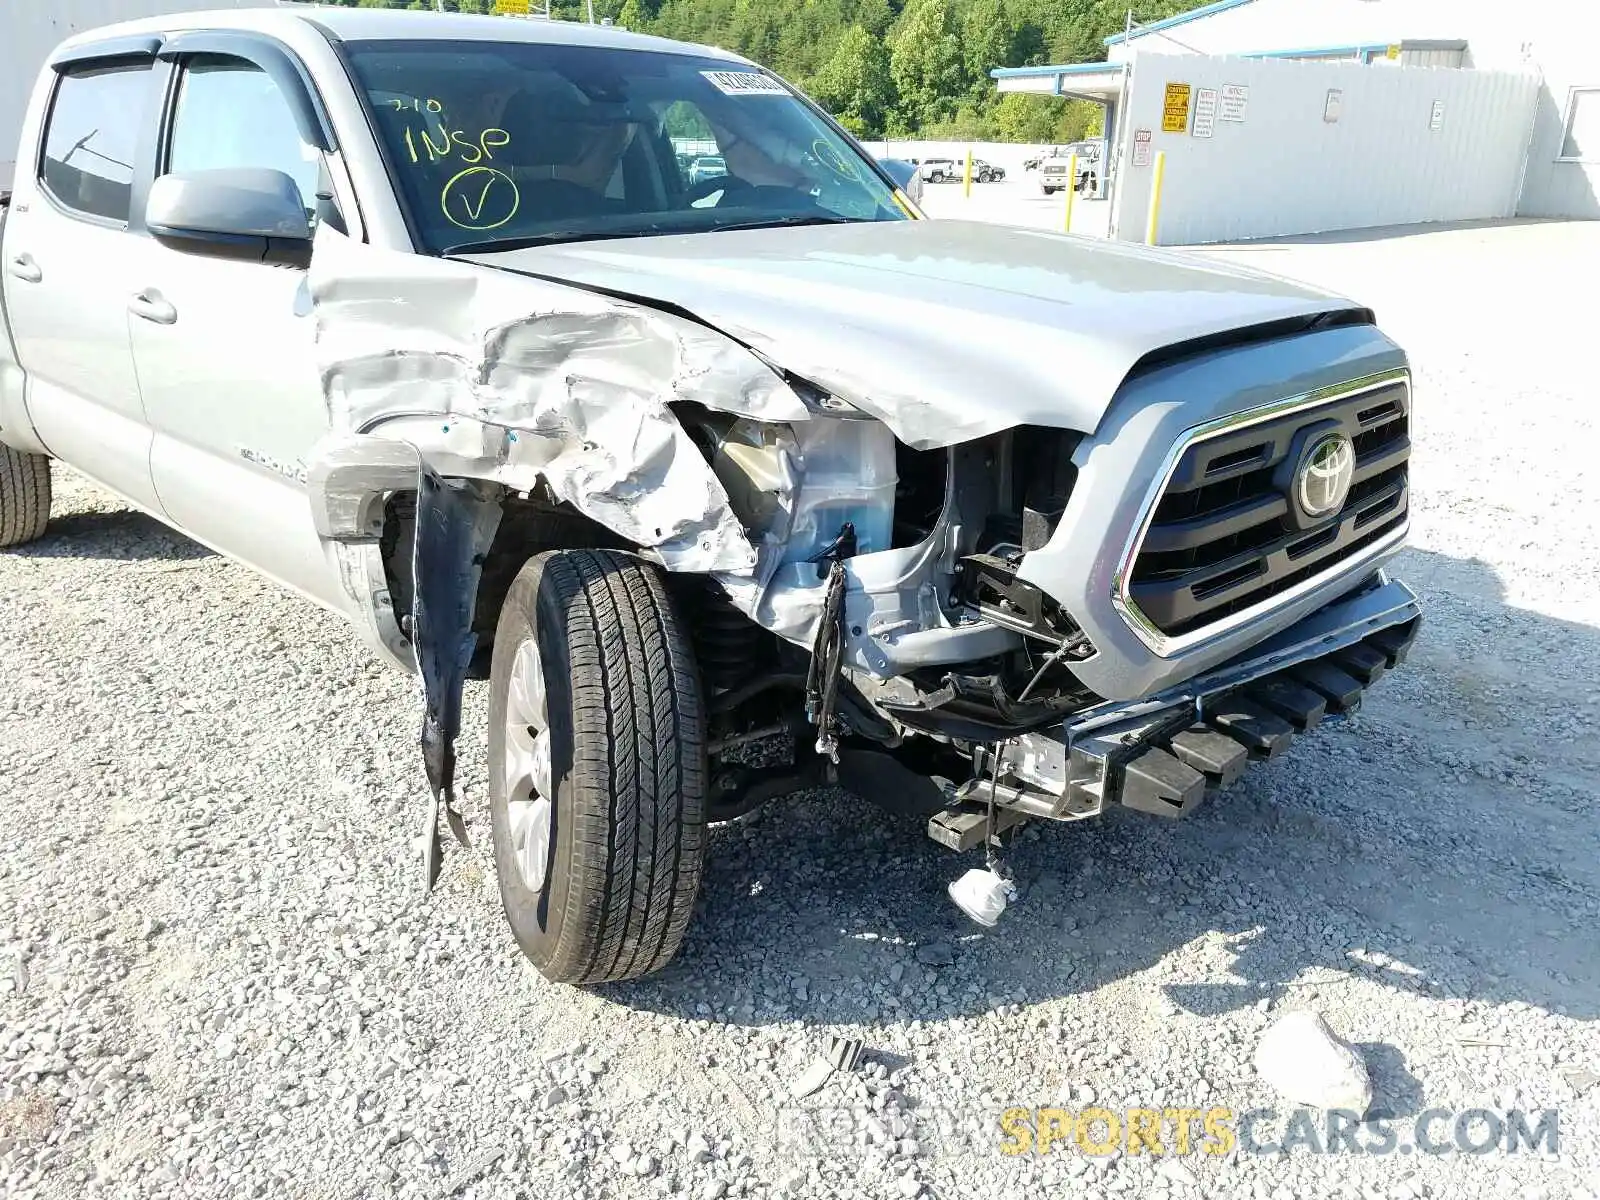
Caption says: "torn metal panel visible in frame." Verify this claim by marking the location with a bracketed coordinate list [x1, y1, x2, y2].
[307, 227, 812, 575]
[305, 227, 1031, 687]
[412, 467, 502, 889]
[307, 434, 421, 671]
[307, 434, 423, 541]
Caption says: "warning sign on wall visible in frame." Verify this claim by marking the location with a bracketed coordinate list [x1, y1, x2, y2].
[1133, 128, 1153, 167]
[1162, 83, 1192, 134]
[1192, 88, 1218, 138]
[1220, 84, 1249, 122]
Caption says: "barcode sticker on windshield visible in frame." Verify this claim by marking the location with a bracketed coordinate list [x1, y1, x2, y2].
[701, 70, 788, 97]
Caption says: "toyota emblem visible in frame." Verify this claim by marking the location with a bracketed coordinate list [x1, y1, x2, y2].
[1295, 432, 1355, 520]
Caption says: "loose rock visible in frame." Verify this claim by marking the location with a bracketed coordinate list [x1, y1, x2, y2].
[1254, 1010, 1373, 1115]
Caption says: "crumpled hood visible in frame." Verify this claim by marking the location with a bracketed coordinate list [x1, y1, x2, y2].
[464, 219, 1361, 448]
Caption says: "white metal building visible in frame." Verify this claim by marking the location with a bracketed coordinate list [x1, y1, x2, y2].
[994, 0, 1600, 242]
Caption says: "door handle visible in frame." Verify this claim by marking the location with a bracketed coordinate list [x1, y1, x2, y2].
[129, 290, 177, 325]
[7, 254, 42, 284]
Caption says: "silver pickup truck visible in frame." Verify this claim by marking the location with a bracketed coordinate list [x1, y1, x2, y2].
[0, 9, 1419, 985]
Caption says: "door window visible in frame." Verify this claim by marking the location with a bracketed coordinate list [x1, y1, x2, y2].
[166, 55, 321, 212]
[40, 61, 156, 222]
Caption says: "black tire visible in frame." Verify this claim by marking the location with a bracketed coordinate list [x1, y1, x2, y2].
[488, 548, 706, 985]
[0, 445, 50, 549]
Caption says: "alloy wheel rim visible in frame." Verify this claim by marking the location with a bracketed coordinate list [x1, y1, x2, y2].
[504, 636, 554, 892]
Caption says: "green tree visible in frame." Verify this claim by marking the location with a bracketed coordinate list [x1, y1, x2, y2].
[809, 24, 896, 135]
[992, 93, 1103, 143]
[888, 0, 965, 130]
[918, 101, 993, 140]
[993, 92, 1060, 143]
[959, 0, 1014, 105]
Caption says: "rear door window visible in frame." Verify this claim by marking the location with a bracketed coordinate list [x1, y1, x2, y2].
[40, 60, 157, 222]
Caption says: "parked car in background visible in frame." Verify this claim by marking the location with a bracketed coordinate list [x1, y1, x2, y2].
[685, 154, 727, 187]
[875, 157, 925, 205]
[920, 157, 1003, 184]
[1040, 141, 1104, 195]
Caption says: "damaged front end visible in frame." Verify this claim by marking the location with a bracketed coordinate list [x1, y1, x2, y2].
[303, 225, 1419, 885]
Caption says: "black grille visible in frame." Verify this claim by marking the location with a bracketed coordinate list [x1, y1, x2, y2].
[1128, 380, 1410, 638]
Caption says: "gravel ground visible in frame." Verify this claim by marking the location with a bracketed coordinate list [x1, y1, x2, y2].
[0, 219, 1597, 1200]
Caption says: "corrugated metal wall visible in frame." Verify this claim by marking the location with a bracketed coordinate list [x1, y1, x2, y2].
[2, 0, 271, 191]
[1112, 51, 1539, 244]
[1099, 0, 1599, 221]
[1399, 48, 1465, 68]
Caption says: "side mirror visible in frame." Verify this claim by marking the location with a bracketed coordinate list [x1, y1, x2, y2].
[146, 168, 311, 256]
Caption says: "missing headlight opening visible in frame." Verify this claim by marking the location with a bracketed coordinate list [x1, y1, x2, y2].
[668, 410, 1107, 841]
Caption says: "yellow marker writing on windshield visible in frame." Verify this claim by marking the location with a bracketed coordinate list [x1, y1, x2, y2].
[441, 166, 520, 231]
[407, 126, 512, 166]
[811, 138, 861, 183]
[405, 125, 450, 163]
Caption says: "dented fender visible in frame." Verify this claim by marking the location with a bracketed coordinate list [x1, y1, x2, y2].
[308, 227, 816, 578]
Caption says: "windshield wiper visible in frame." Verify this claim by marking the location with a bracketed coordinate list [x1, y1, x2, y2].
[440, 228, 663, 256]
[711, 214, 861, 232]
[443, 214, 864, 256]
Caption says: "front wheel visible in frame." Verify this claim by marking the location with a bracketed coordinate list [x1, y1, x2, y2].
[488, 549, 707, 985]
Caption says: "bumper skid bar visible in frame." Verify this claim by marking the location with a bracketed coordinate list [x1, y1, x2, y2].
[928, 574, 1420, 848]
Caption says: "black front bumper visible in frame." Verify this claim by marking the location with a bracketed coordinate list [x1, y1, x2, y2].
[928, 573, 1421, 848]
[1115, 611, 1418, 818]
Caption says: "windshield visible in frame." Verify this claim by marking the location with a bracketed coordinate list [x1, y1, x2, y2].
[342, 39, 909, 254]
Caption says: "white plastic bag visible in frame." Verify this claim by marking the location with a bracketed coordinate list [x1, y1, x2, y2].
[947, 867, 1016, 927]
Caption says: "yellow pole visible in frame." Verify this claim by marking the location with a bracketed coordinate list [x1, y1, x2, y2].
[1146, 150, 1167, 246]
[1063, 152, 1077, 233]
[963, 148, 973, 198]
